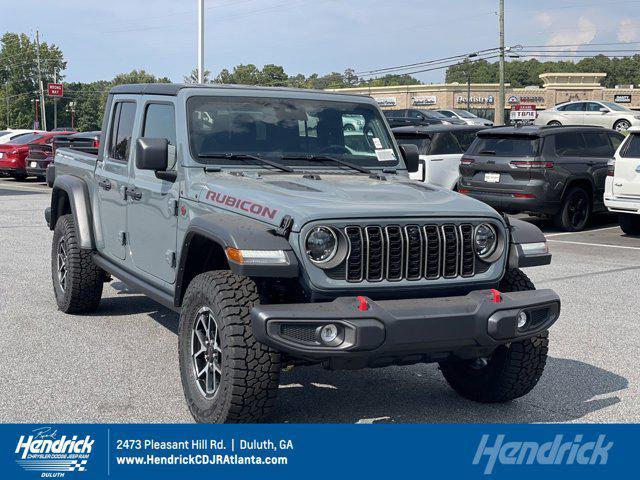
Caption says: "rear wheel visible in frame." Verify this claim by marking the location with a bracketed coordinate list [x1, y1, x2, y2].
[178, 271, 281, 423]
[51, 214, 103, 313]
[552, 186, 591, 231]
[619, 213, 640, 235]
[439, 269, 549, 403]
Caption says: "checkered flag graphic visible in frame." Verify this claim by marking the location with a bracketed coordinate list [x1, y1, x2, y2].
[68, 460, 88, 472]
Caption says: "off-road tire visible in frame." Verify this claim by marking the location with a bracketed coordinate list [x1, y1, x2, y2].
[619, 213, 640, 235]
[439, 269, 549, 403]
[51, 214, 103, 313]
[552, 186, 591, 231]
[178, 270, 281, 423]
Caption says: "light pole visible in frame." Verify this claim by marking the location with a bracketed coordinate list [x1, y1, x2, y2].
[497, 0, 505, 125]
[466, 53, 478, 112]
[198, 0, 204, 84]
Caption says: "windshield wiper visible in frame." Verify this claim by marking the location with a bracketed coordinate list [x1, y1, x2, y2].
[281, 154, 371, 175]
[478, 150, 496, 155]
[198, 152, 294, 173]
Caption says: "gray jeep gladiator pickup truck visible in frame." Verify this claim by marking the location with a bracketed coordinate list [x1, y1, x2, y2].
[45, 83, 560, 423]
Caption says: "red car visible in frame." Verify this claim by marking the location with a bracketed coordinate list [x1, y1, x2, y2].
[0, 131, 74, 181]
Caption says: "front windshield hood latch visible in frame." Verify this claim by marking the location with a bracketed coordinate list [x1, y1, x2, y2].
[273, 215, 294, 239]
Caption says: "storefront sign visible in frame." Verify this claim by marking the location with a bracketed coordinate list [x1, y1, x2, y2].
[412, 95, 437, 106]
[614, 94, 632, 103]
[374, 97, 397, 107]
[508, 95, 545, 104]
[456, 95, 494, 105]
[510, 104, 537, 122]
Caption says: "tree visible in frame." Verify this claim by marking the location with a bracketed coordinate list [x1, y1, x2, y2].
[184, 67, 212, 84]
[0, 32, 66, 129]
[362, 73, 421, 87]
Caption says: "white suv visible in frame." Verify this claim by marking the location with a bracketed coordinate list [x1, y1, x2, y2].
[604, 127, 640, 233]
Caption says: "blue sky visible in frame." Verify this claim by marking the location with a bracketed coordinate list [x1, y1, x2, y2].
[4, 0, 640, 83]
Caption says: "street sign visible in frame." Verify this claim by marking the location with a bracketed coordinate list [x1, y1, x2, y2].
[510, 104, 537, 123]
[47, 83, 63, 97]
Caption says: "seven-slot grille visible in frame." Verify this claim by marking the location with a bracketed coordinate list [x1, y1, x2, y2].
[342, 223, 479, 283]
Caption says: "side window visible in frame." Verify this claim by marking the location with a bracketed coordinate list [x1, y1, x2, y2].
[452, 131, 479, 152]
[438, 110, 455, 118]
[608, 132, 624, 153]
[559, 103, 584, 112]
[143, 104, 176, 146]
[581, 132, 612, 157]
[622, 134, 640, 158]
[430, 132, 463, 155]
[585, 102, 603, 112]
[554, 132, 584, 157]
[407, 110, 423, 119]
[109, 102, 137, 161]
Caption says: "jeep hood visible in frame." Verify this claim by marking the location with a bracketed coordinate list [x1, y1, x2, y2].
[192, 172, 502, 231]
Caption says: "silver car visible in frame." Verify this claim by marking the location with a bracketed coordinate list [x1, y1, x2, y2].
[437, 109, 493, 126]
[534, 100, 640, 132]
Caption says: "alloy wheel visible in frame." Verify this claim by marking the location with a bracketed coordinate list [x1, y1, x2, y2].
[615, 120, 631, 132]
[567, 193, 588, 229]
[57, 238, 68, 292]
[191, 306, 223, 398]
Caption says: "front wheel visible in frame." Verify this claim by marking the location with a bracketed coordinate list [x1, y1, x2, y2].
[178, 271, 281, 423]
[619, 213, 640, 235]
[439, 269, 549, 403]
[614, 119, 631, 132]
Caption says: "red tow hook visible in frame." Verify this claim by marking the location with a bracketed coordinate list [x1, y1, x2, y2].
[490, 289, 502, 303]
[356, 296, 369, 311]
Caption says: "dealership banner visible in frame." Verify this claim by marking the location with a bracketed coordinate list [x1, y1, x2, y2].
[0, 423, 635, 479]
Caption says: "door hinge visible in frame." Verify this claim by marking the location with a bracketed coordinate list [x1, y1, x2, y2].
[119, 231, 127, 246]
[165, 250, 176, 268]
[168, 198, 179, 216]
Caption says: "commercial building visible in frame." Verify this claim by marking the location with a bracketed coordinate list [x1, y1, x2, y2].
[328, 73, 637, 121]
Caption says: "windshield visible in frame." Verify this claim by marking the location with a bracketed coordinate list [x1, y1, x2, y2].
[187, 96, 400, 168]
[9, 133, 43, 145]
[470, 136, 539, 157]
[601, 101, 631, 112]
[452, 109, 476, 119]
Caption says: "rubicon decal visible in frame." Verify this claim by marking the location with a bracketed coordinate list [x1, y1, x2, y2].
[205, 190, 278, 220]
[14, 427, 93, 475]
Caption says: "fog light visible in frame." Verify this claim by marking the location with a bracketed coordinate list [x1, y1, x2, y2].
[517, 311, 528, 330]
[320, 324, 339, 344]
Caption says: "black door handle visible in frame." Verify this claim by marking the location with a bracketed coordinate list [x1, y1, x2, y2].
[126, 187, 142, 201]
[98, 178, 112, 190]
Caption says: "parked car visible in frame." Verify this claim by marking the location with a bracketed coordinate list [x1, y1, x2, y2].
[459, 125, 624, 231]
[0, 129, 44, 145]
[393, 124, 485, 189]
[383, 108, 464, 128]
[534, 100, 640, 132]
[46, 82, 559, 423]
[26, 131, 101, 183]
[437, 109, 494, 126]
[604, 126, 640, 234]
[0, 131, 72, 181]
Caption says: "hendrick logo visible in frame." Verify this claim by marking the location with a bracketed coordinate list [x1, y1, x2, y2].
[14, 427, 93, 476]
[473, 434, 613, 474]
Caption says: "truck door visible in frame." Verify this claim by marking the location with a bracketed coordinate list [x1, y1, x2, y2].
[127, 100, 179, 284]
[95, 100, 137, 261]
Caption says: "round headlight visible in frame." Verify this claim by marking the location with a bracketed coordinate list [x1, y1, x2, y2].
[305, 226, 338, 264]
[474, 224, 497, 259]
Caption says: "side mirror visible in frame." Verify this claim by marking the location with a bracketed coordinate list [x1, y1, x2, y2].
[599, 107, 610, 113]
[399, 144, 420, 173]
[136, 137, 168, 171]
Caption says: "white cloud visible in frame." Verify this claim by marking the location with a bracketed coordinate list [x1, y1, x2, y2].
[617, 19, 637, 42]
[548, 16, 597, 53]
[535, 12, 553, 28]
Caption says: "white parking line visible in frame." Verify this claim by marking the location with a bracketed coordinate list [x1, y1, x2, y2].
[545, 226, 620, 238]
[547, 239, 640, 250]
[0, 183, 49, 193]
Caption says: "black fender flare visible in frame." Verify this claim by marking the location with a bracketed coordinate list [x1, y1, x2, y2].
[175, 212, 299, 306]
[49, 174, 95, 250]
[560, 175, 597, 202]
[506, 217, 551, 268]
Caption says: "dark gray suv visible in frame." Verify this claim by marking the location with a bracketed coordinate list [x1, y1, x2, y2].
[459, 125, 624, 231]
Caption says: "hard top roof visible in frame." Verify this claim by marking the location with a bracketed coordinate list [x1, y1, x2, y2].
[392, 124, 489, 135]
[476, 125, 612, 137]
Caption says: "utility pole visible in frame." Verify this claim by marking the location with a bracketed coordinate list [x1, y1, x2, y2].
[35, 30, 47, 131]
[497, 0, 505, 125]
[198, 0, 204, 84]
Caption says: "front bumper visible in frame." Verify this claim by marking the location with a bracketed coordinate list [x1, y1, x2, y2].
[251, 288, 560, 369]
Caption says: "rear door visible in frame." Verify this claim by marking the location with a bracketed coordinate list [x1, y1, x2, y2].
[613, 133, 640, 197]
[425, 132, 466, 189]
[95, 99, 137, 261]
[460, 134, 541, 193]
[127, 99, 179, 284]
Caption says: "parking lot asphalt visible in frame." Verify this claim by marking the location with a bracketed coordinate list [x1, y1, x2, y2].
[0, 177, 637, 424]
